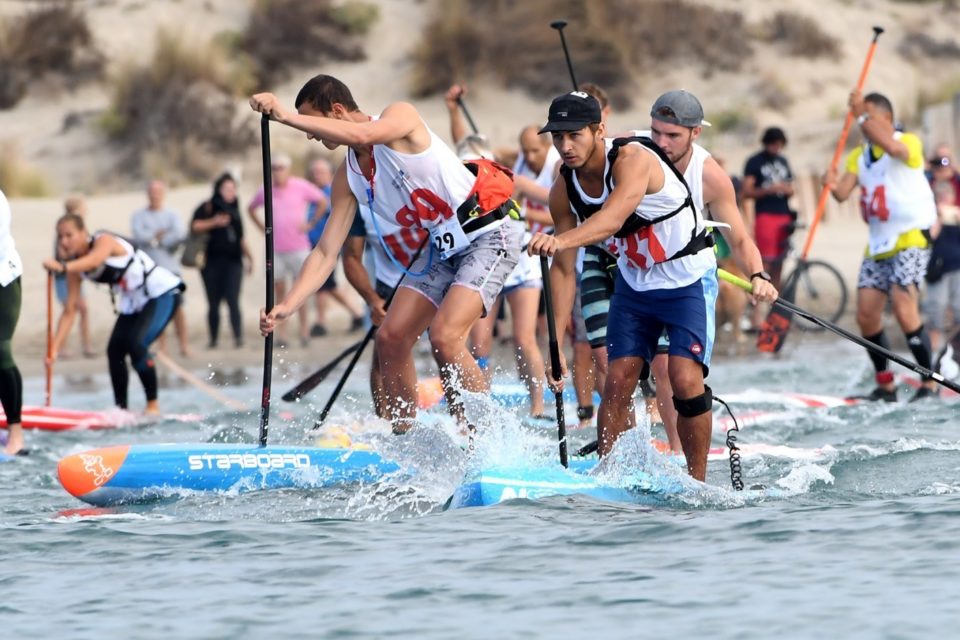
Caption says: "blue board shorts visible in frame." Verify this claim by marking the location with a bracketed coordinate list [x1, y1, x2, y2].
[606, 269, 718, 376]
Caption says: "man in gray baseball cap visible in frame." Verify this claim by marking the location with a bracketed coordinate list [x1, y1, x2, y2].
[650, 90, 712, 128]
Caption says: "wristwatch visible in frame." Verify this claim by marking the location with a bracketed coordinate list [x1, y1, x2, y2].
[750, 271, 772, 282]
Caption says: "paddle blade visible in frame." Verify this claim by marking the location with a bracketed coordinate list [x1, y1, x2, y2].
[757, 273, 799, 353]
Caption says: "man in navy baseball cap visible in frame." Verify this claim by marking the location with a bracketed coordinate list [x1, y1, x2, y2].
[539, 91, 603, 134]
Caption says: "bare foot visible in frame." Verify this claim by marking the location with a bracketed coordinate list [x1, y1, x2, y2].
[144, 401, 161, 416]
[179, 346, 193, 358]
[4, 425, 24, 456]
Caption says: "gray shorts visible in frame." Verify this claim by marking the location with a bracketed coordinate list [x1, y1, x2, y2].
[274, 249, 310, 282]
[402, 218, 523, 316]
[857, 247, 930, 293]
[572, 283, 589, 343]
[923, 270, 960, 331]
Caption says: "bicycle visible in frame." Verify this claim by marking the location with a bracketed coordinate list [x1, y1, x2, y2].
[776, 223, 849, 330]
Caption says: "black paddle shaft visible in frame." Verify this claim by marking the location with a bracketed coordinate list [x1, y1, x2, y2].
[456, 96, 480, 135]
[550, 20, 578, 90]
[258, 115, 275, 447]
[540, 256, 569, 467]
[312, 237, 430, 430]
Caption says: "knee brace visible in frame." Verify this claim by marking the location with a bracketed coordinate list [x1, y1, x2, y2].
[673, 385, 713, 418]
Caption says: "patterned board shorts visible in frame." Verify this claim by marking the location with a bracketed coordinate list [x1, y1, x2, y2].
[857, 247, 930, 293]
[580, 245, 615, 349]
[402, 218, 523, 316]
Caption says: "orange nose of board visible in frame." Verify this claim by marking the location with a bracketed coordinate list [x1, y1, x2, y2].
[57, 445, 131, 498]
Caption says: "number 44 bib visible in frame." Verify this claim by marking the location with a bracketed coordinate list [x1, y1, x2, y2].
[431, 217, 470, 260]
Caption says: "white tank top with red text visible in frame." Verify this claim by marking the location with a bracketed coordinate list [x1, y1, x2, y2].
[346, 121, 502, 241]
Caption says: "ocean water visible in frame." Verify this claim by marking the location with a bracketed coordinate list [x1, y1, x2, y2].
[3, 338, 960, 639]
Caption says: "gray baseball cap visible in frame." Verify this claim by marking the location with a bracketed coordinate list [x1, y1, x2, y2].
[650, 90, 711, 128]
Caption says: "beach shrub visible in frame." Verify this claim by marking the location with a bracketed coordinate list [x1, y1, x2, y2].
[410, 0, 751, 108]
[0, 143, 50, 197]
[899, 31, 960, 61]
[0, 1, 104, 109]
[756, 11, 841, 58]
[240, 0, 379, 88]
[101, 29, 256, 181]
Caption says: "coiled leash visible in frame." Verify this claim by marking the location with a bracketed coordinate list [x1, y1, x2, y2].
[712, 393, 744, 491]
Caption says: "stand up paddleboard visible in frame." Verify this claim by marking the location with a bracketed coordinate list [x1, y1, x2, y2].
[58, 444, 401, 507]
[449, 458, 785, 508]
[1, 406, 140, 431]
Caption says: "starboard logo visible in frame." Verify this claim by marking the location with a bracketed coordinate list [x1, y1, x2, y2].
[79, 453, 114, 487]
[187, 452, 312, 471]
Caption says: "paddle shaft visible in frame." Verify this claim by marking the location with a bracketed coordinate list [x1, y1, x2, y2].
[312, 237, 429, 429]
[720, 269, 960, 394]
[455, 96, 480, 135]
[259, 115, 275, 447]
[800, 26, 883, 259]
[45, 272, 53, 407]
[550, 20, 578, 89]
[281, 341, 362, 402]
[540, 256, 569, 467]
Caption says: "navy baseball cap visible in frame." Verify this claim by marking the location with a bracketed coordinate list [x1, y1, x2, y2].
[539, 91, 602, 134]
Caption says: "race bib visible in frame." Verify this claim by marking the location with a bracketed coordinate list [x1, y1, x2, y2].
[431, 217, 469, 260]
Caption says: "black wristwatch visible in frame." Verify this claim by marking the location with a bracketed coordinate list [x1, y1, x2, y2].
[750, 271, 772, 282]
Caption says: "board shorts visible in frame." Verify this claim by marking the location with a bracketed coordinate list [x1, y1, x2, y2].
[403, 218, 523, 316]
[754, 212, 795, 263]
[857, 247, 930, 293]
[580, 245, 616, 349]
[502, 238, 543, 296]
[571, 283, 589, 344]
[606, 269, 718, 376]
[274, 249, 310, 282]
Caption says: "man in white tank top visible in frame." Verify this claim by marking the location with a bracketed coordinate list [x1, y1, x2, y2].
[641, 91, 772, 454]
[251, 75, 524, 434]
[529, 91, 776, 481]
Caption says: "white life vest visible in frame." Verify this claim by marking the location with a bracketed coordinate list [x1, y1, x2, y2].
[0, 190, 22, 287]
[83, 233, 182, 314]
[854, 132, 936, 257]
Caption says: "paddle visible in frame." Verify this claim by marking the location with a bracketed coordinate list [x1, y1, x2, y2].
[455, 96, 480, 136]
[155, 351, 247, 412]
[311, 238, 428, 430]
[722, 269, 960, 395]
[540, 256, 569, 467]
[281, 340, 362, 402]
[45, 272, 53, 407]
[258, 114, 275, 447]
[758, 25, 884, 353]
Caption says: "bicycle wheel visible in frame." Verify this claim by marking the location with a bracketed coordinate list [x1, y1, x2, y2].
[791, 259, 848, 330]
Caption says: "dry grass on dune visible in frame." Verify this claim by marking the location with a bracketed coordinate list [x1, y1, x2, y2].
[100, 29, 256, 183]
[0, 1, 104, 110]
[239, 0, 380, 89]
[411, 0, 841, 109]
[411, 0, 753, 108]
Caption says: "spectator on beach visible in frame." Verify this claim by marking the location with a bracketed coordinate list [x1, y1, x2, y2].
[742, 127, 796, 289]
[0, 188, 25, 455]
[191, 173, 253, 349]
[131, 180, 191, 357]
[305, 157, 364, 337]
[53, 195, 94, 358]
[248, 152, 327, 348]
[923, 144, 960, 352]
